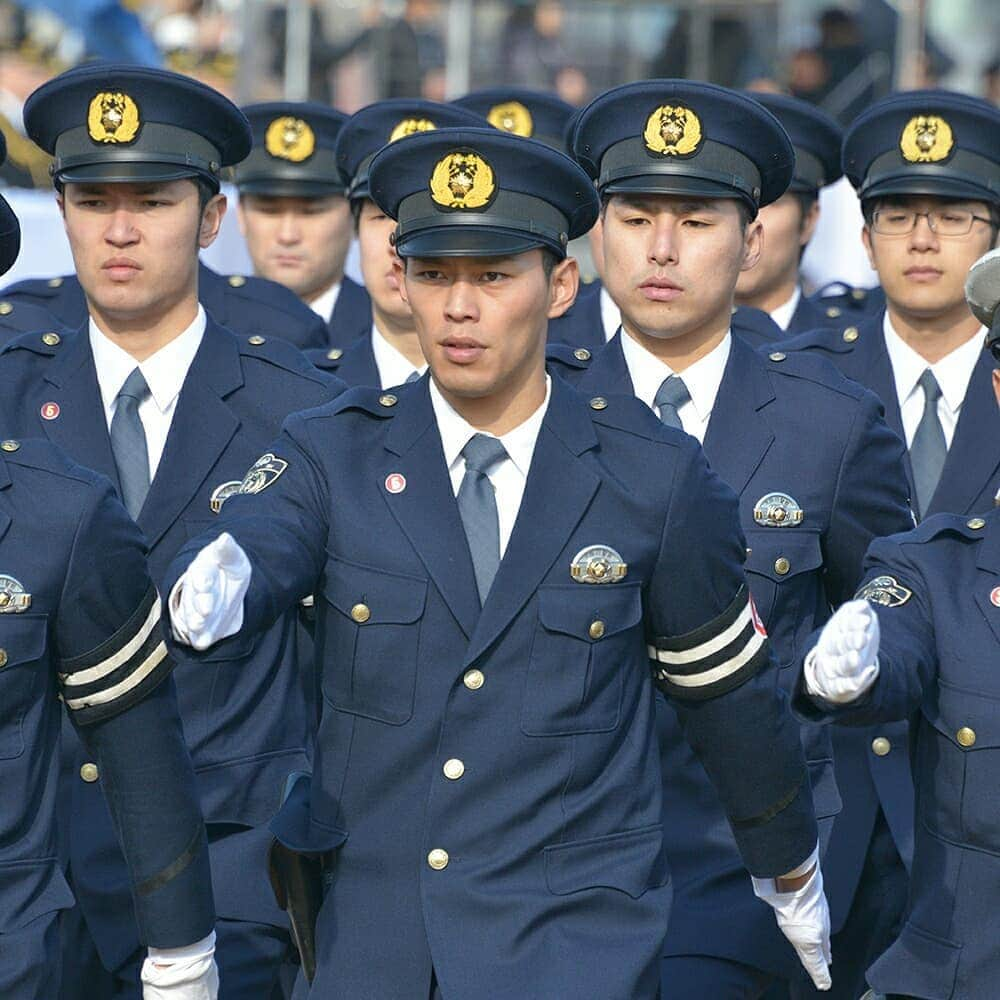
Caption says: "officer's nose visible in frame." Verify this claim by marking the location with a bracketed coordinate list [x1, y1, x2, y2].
[104, 209, 140, 247]
[277, 213, 301, 245]
[443, 280, 478, 323]
[649, 216, 680, 266]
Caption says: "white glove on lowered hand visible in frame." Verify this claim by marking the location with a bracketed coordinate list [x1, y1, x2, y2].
[804, 599, 880, 705]
[753, 849, 832, 991]
[169, 533, 251, 650]
[141, 932, 218, 999]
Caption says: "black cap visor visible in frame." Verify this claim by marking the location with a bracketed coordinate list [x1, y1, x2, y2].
[57, 159, 216, 189]
[395, 225, 551, 259]
[238, 178, 347, 199]
[0, 196, 20, 276]
[861, 171, 999, 206]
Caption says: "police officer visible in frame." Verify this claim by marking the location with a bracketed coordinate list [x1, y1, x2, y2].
[234, 102, 372, 347]
[0, 137, 217, 999]
[567, 79, 913, 999]
[312, 98, 486, 386]
[794, 252, 1000, 1000]
[0, 63, 344, 999]
[734, 92, 855, 337]
[165, 127, 831, 999]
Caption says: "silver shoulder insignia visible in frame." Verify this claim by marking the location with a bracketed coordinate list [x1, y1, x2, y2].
[0, 575, 32, 613]
[570, 544, 627, 584]
[753, 492, 804, 527]
[239, 453, 288, 496]
[210, 480, 243, 514]
[855, 575, 912, 608]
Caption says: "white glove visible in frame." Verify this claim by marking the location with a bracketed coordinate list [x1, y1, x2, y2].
[141, 932, 218, 999]
[804, 599, 880, 705]
[753, 849, 832, 991]
[169, 533, 251, 650]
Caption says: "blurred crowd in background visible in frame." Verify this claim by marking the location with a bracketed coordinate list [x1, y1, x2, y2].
[0, 0, 997, 192]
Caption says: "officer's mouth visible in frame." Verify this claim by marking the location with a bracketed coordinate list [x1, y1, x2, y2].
[102, 257, 143, 281]
[639, 277, 683, 301]
[904, 266, 943, 283]
[440, 336, 486, 364]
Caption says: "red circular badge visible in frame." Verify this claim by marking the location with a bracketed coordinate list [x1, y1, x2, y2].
[40, 402, 60, 421]
[991, 586, 1000, 609]
[385, 472, 407, 494]
[749, 595, 767, 637]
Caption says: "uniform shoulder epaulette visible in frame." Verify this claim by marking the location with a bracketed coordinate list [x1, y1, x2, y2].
[223, 273, 320, 321]
[0, 437, 103, 488]
[0, 275, 68, 302]
[761, 346, 866, 402]
[0, 326, 71, 357]
[772, 324, 855, 355]
[545, 341, 592, 371]
[898, 511, 993, 546]
[322, 383, 405, 418]
[304, 346, 344, 372]
[584, 389, 685, 445]
[236, 333, 332, 384]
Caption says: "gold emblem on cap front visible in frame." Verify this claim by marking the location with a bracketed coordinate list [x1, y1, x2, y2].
[265, 116, 315, 162]
[430, 150, 496, 210]
[644, 105, 702, 156]
[88, 92, 141, 144]
[389, 118, 436, 142]
[488, 101, 533, 137]
[900, 115, 954, 163]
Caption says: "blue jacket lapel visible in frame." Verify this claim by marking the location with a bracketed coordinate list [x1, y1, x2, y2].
[464, 377, 601, 667]
[336, 335, 380, 388]
[136, 321, 242, 550]
[380, 378, 481, 638]
[702, 336, 776, 497]
[328, 277, 373, 350]
[576, 331, 635, 397]
[786, 295, 827, 338]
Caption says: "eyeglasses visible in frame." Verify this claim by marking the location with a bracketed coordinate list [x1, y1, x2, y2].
[871, 208, 993, 237]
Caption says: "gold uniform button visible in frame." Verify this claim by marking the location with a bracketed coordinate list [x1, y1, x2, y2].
[0, 301, 11, 315]
[248, 335, 266, 346]
[967, 518, 986, 530]
[574, 347, 591, 362]
[80, 762, 100, 783]
[463, 669, 484, 691]
[326, 348, 343, 361]
[350, 603, 371, 624]
[589, 620, 606, 640]
[956, 727, 976, 748]
[42, 332, 61, 346]
[826, 306, 842, 318]
[769, 351, 786, 362]
[48, 277, 64, 288]
[443, 758, 465, 781]
[379, 393, 398, 408]
[0, 649, 7, 668]
[871, 737, 891, 757]
[774, 557, 790, 575]
[427, 848, 450, 870]
[589, 396, 608, 411]
[842, 326, 859, 343]
[228, 275, 247, 288]
[1, 440, 19, 452]
[851, 288, 866, 301]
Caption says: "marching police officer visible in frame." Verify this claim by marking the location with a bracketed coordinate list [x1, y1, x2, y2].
[0, 136, 217, 1000]
[778, 91, 1000, 995]
[234, 102, 372, 347]
[0, 63, 344, 999]
[310, 98, 486, 386]
[567, 79, 913, 999]
[165, 127, 832, 999]
[794, 250, 1000, 1000]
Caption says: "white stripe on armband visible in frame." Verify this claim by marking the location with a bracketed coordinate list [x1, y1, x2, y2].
[647, 602, 753, 666]
[59, 598, 162, 685]
[652, 628, 766, 689]
[63, 641, 168, 710]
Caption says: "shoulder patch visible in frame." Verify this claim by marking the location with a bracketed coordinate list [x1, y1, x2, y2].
[855, 574, 912, 607]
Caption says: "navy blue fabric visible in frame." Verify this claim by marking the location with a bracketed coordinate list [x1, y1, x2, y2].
[326, 275, 371, 351]
[0, 441, 213, 993]
[783, 292, 864, 339]
[166, 374, 817, 998]
[0, 127, 18, 276]
[335, 99, 487, 201]
[0, 262, 328, 350]
[0, 299, 72, 346]
[307, 332, 379, 387]
[810, 282, 885, 319]
[793, 509, 1000, 999]
[0, 322, 343, 973]
[452, 88, 576, 151]
[572, 80, 794, 210]
[842, 89, 1000, 204]
[572, 334, 913, 981]
[661, 954, 773, 999]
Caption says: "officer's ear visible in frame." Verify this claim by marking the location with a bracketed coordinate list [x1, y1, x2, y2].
[198, 191, 227, 250]
[394, 254, 409, 306]
[739, 216, 763, 273]
[546, 253, 579, 320]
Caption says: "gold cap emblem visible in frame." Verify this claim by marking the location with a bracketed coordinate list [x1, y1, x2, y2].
[264, 116, 315, 162]
[88, 92, 141, 144]
[644, 105, 702, 156]
[488, 101, 533, 138]
[389, 118, 436, 143]
[430, 150, 496, 210]
[900, 115, 954, 163]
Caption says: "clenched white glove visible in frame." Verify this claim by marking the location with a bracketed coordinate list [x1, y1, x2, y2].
[753, 849, 832, 991]
[169, 533, 251, 650]
[141, 932, 218, 999]
[804, 599, 880, 705]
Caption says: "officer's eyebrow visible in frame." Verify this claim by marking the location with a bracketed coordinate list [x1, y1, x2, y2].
[612, 194, 723, 216]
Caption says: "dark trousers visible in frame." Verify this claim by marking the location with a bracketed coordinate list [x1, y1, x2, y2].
[661, 954, 774, 999]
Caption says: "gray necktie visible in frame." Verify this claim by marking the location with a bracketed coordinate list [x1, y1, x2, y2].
[654, 374, 691, 430]
[405, 371, 421, 384]
[457, 434, 508, 604]
[910, 368, 946, 519]
[110, 367, 151, 519]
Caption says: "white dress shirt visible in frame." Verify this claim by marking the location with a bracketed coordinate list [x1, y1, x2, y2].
[619, 330, 732, 444]
[882, 313, 985, 449]
[599, 286, 621, 342]
[307, 281, 341, 324]
[430, 375, 551, 557]
[768, 286, 802, 333]
[90, 306, 206, 479]
[371, 323, 427, 389]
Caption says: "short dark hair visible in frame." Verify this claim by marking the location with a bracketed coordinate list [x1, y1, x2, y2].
[194, 176, 217, 216]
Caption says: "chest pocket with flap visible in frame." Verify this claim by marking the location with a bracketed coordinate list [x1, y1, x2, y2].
[320, 555, 427, 725]
[523, 583, 643, 736]
[0, 615, 48, 761]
